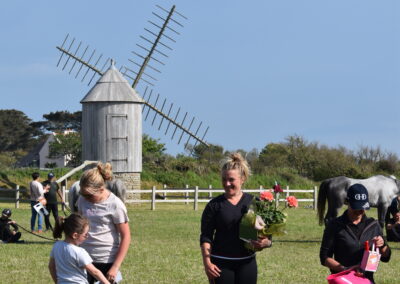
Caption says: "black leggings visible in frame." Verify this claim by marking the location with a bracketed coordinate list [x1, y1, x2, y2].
[87, 263, 113, 284]
[210, 256, 257, 284]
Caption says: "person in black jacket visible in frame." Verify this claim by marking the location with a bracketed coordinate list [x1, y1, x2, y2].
[0, 209, 22, 243]
[320, 184, 391, 283]
[43, 172, 60, 231]
[385, 196, 400, 242]
[200, 153, 271, 284]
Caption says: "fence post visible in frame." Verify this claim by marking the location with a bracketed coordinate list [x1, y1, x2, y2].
[313, 186, 318, 210]
[275, 192, 280, 208]
[163, 184, 167, 200]
[259, 185, 263, 194]
[208, 185, 212, 199]
[62, 186, 66, 212]
[285, 186, 289, 208]
[151, 186, 156, 210]
[194, 186, 199, 211]
[185, 184, 189, 205]
[15, 185, 20, 209]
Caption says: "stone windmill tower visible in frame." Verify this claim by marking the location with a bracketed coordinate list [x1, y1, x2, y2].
[56, 5, 210, 194]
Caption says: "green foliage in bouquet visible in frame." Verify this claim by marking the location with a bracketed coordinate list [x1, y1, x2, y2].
[253, 199, 287, 227]
[239, 190, 298, 250]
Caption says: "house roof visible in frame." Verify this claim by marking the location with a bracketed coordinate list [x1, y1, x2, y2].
[16, 136, 49, 167]
[80, 63, 143, 104]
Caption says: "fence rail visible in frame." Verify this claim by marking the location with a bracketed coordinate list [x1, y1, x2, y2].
[0, 185, 68, 209]
[125, 185, 318, 211]
[0, 185, 318, 211]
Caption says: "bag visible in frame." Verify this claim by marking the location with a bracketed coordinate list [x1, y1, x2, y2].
[38, 197, 47, 206]
[360, 243, 381, 272]
[326, 268, 372, 284]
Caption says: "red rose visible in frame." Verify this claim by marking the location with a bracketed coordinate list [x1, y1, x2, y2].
[273, 184, 283, 193]
[286, 196, 298, 208]
[260, 191, 274, 202]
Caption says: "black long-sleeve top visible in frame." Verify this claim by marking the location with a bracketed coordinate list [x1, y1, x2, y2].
[0, 217, 18, 241]
[320, 210, 391, 282]
[200, 193, 254, 258]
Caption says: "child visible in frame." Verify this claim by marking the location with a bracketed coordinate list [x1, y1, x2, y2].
[48, 213, 111, 284]
[0, 208, 22, 243]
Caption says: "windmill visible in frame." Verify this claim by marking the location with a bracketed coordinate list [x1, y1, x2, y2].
[56, 5, 210, 194]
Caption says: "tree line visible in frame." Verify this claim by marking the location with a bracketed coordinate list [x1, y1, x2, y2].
[0, 109, 399, 184]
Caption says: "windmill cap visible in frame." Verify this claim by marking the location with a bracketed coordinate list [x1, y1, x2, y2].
[347, 184, 370, 210]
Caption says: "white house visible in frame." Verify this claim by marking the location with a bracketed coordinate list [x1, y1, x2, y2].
[18, 130, 74, 168]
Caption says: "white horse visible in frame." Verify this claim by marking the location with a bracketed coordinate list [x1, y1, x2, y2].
[317, 175, 400, 227]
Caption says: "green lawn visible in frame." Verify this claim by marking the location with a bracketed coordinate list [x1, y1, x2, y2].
[0, 202, 399, 283]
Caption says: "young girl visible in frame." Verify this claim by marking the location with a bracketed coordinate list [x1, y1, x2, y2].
[78, 162, 131, 284]
[48, 214, 111, 284]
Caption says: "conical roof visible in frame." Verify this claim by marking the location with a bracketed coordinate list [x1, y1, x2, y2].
[80, 63, 143, 103]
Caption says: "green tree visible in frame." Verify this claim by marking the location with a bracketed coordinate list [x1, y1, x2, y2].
[192, 143, 224, 163]
[0, 109, 42, 151]
[48, 132, 82, 167]
[142, 134, 167, 167]
[32, 110, 82, 133]
[285, 135, 318, 178]
[259, 143, 289, 168]
[143, 134, 166, 156]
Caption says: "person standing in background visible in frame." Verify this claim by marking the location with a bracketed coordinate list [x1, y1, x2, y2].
[100, 163, 127, 202]
[43, 172, 60, 231]
[30, 172, 45, 233]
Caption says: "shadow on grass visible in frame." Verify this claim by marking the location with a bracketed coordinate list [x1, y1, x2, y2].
[2, 241, 53, 245]
[275, 239, 321, 243]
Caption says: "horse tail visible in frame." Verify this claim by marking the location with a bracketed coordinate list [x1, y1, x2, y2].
[317, 179, 330, 226]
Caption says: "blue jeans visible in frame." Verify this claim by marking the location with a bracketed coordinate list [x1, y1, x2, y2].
[30, 201, 43, 231]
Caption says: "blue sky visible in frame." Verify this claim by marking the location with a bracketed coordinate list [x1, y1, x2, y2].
[1, 1, 399, 156]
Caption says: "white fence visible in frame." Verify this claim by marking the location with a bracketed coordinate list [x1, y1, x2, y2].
[125, 185, 318, 211]
[0, 185, 68, 210]
[0, 185, 318, 211]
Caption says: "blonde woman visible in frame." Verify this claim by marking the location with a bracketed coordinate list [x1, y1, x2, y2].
[78, 163, 131, 284]
[200, 153, 271, 284]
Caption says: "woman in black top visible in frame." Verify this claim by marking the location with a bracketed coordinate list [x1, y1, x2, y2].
[320, 184, 391, 283]
[200, 153, 271, 284]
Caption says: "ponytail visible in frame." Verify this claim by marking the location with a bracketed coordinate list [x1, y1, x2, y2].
[53, 214, 89, 239]
[53, 216, 65, 239]
[79, 162, 112, 195]
[97, 162, 113, 181]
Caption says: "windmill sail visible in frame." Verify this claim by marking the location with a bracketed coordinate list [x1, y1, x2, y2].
[56, 6, 209, 149]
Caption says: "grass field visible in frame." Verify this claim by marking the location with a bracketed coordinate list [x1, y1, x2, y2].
[0, 202, 399, 284]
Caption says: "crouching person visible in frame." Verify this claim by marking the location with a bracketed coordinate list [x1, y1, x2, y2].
[0, 209, 22, 243]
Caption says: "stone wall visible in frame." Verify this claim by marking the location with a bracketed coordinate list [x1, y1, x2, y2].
[114, 172, 141, 201]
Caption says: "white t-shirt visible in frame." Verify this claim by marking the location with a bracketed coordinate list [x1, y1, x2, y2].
[78, 192, 129, 263]
[50, 241, 93, 284]
[30, 180, 44, 201]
